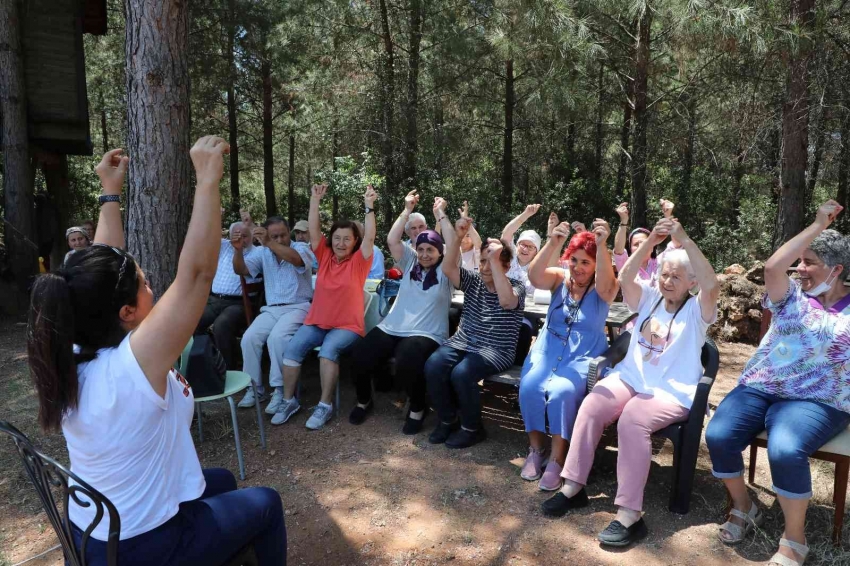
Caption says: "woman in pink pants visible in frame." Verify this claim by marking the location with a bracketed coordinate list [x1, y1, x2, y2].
[541, 217, 719, 548]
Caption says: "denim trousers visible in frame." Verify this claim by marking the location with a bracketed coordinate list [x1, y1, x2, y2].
[424, 346, 498, 430]
[706, 384, 850, 498]
[282, 324, 361, 365]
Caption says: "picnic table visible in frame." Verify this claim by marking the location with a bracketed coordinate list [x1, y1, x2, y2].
[450, 293, 637, 341]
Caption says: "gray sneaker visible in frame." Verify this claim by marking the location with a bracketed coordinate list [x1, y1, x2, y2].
[270, 397, 301, 425]
[237, 387, 268, 409]
[305, 404, 334, 430]
[265, 389, 285, 415]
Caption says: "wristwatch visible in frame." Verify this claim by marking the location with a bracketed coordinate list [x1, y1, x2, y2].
[99, 195, 121, 205]
[364, 206, 374, 214]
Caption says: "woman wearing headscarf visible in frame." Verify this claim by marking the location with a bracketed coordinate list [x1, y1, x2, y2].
[64, 226, 91, 265]
[348, 191, 454, 434]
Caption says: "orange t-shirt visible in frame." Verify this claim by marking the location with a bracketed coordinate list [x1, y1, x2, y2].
[304, 236, 372, 336]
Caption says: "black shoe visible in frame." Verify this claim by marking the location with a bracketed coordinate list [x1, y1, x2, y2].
[402, 409, 427, 435]
[428, 420, 460, 444]
[541, 489, 589, 517]
[597, 518, 648, 547]
[348, 401, 373, 425]
[445, 426, 487, 449]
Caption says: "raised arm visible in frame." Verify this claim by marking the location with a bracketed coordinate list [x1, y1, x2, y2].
[591, 218, 619, 304]
[308, 184, 326, 251]
[501, 204, 541, 243]
[360, 185, 377, 260]
[613, 202, 629, 255]
[668, 219, 719, 322]
[436, 198, 462, 287]
[231, 228, 251, 276]
[252, 226, 304, 266]
[659, 199, 682, 247]
[530, 219, 569, 293]
[93, 148, 129, 249]
[131, 136, 228, 397]
[619, 218, 669, 310]
[389, 190, 418, 261]
[486, 239, 520, 310]
[764, 199, 843, 303]
[459, 201, 483, 249]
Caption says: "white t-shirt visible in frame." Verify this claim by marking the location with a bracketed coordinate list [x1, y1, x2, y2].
[378, 246, 453, 343]
[460, 248, 480, 272]
[609, 282, 715, 409]
[506, 240, 535, 296]
[63, 335, 206, 540]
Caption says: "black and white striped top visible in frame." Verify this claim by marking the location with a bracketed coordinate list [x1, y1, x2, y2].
[446, 268, 526, 371]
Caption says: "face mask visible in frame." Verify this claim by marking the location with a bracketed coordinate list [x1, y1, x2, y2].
[803, 266, 838, 298]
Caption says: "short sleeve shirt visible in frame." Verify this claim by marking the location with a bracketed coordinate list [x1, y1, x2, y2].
[244, 243, 315, 305]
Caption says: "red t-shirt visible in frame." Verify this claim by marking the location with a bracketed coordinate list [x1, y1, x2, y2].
[304, 236, 372, 336]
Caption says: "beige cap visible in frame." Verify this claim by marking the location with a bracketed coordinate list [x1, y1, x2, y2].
[293, 220, 309, 232]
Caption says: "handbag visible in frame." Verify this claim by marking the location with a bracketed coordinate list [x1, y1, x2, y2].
[376, 278, 402, 317]
[184, 335, 227, 398]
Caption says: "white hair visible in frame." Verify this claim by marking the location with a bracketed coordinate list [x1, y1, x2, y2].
[228, 221, 245, 238]
[659, 248, 695, 280]
[405, 213, 427, 231]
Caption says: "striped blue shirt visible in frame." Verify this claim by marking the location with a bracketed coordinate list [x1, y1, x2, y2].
[244, 243, 315, 305]
[212, 240, 260, 296]
[445, 268, 526, 371]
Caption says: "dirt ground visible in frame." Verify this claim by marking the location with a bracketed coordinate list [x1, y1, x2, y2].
[2, 317, 850, 566]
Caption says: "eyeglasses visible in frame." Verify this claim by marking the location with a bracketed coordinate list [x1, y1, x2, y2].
[517, 242, 537, 251]
[636, 296, 690, 361]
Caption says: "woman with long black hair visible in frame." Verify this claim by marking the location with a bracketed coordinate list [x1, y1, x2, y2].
[27, 136, 286, 566]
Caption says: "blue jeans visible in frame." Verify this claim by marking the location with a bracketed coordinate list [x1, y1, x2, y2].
[71, 468, 286, 566]
[283, 324, 361, 365]
[424, 346, 498, 430]
[706, 385, 850, 499]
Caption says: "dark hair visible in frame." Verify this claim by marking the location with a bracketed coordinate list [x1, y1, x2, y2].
[480, 241, 512, 271]
[27, 245, 140, 432]
[263, 216, 289, 230]
[326, 220, 363, 253]
[628, 228, 657, 259]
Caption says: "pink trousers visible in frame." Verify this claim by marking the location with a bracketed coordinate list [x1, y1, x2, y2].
[560, 376, 689, 511]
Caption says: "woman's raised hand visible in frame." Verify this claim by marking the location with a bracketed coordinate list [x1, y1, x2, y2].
[96, 148, 130, 196]
[815, 199, 844, 228]
[615, 202, 629, 224]
[547, 212, 559, 237]
[404, 189, 419, 213]
[650, 218, 673, 245]
[455, 217, 473, 239]
[311, 184, 328, 200]
[571, 221, 587, 234]
[667, 218, 688, 242]
[364, 184, 378, 207]
[591, 218, 611, 245]
[550, 221, 571, 246]
[485, 238, 505, 261]
[433, 197, 448, 215]
[523, 204, 542, 217]
[189, 136, 230, 187]
[660, 199, 675, 219]
[458, 200, 471, 219]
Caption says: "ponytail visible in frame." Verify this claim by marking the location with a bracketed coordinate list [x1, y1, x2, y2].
[27, 274, 78, 433]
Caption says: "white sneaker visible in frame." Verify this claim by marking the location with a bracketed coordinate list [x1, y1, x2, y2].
[265, 389, 284, 414]
[305, 403, 334, 430]
[270, 397, 301, 425]
[237, 388, 256, 408]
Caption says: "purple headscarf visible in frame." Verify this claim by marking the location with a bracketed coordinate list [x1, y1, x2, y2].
[410, 230, 444, 291]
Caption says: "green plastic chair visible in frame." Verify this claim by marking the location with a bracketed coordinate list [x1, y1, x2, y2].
[179, 337, 267, 480]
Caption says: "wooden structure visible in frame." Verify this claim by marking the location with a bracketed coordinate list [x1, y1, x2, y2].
[20, 0, 106, 155]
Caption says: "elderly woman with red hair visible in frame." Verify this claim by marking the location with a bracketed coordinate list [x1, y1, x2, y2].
[518, 219, 619, 490]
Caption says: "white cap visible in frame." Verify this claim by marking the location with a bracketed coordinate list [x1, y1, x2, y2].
[517, 230, 541, 251]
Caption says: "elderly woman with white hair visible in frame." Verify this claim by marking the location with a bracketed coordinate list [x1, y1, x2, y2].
[706, 200, 850, 566]
[64, 226, 91, 265]
[542, 217, 719, 548]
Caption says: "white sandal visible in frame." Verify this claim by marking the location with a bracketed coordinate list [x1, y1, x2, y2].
[768, 538, 808, 566]
[717, 501, 763, 544]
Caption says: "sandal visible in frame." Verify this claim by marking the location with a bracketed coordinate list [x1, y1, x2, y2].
[768, 538, 808, 566]
[717, 501, 763, 544]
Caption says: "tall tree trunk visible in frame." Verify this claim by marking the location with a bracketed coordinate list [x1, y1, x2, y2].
[378, 0, 396, 230]
[226, 0, 240, 215]
[630, 6, 652, 230]
[593, 62, 605, 188]
[1, 0, 38, 302]
[434, 97, 445, 173]
[262, 59, 277, 217]
[615, 82, 634, 199]
[125, 0, 192, 299]
[805, 111, 827, 212]
[39, 153, 71, 270]
[402, 0, 422, 190]
[99, 87, 109, 154]
[773, 0, 815, 251]
[502, 58, 515, 208]
[287, 134, 295, 227]
[332, 117, 340, 220]
[730, 142, 746, 229]
[677, 93, 696, 228]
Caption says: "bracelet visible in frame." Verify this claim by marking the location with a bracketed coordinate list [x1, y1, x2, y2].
[436, 215, 447, 222]
[99, 194, 120, 205]
[619, 223, 629, 228]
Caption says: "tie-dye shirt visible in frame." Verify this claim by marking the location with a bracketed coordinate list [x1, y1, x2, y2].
[739, 280, 850, 413]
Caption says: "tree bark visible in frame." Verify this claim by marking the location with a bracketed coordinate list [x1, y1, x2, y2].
[629, 6, 652, 230]
[773, 0, 815, 251]
[39, 153, 71, 270]
[262, 59, 277, 217]
[378, 0, 396, 230]
[99, 87, 109, 154]
[615, 82, 633, 199]
[837, 100, 850, 232]
[502, 58, 515, 208]
[402, 0, 422, 190]
[805, 110, 827, 212]
[593, 62, 604, 188]
[125, 0, 192, 299]
[677, 92, 696, 228]
[288, 134, 295, 227]
[0, 0, 38, 301]
[226, 0, 240, 215]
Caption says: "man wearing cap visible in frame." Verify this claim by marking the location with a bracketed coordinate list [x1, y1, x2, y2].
[195, 222, 260, 370]
[292, 219, 319, 272]
[64, 226, 91, 266]
[501, 204, 544, 364]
